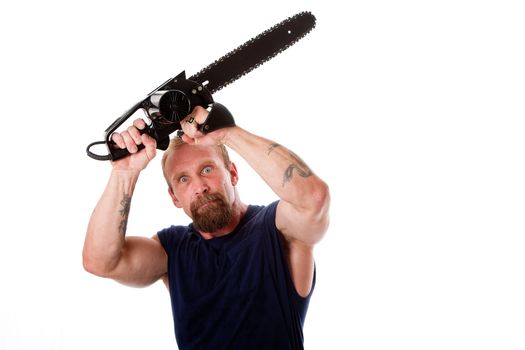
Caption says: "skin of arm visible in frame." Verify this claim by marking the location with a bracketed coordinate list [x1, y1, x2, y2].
[180, 107, 330, 296]
[83, 121, 167, 288]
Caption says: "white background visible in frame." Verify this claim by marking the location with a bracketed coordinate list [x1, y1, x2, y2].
[1, 0, 524, 349]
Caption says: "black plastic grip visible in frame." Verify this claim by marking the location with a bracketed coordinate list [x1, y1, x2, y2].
[199, 103, 235, 133]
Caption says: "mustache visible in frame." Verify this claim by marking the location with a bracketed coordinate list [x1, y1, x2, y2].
[190, 193, 226, 211]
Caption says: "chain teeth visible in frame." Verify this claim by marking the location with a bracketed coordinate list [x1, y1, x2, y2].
[190, 11, 316, 94]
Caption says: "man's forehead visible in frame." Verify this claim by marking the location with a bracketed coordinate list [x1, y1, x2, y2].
[167, 144, 221, 172]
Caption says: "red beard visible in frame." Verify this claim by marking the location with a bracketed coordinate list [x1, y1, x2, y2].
[190, 193, 233, 233]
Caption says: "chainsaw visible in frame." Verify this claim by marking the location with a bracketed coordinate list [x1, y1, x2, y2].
[86, 11, 316, 161]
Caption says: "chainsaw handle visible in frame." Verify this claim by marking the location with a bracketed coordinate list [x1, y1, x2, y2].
[103, 126, 171, 162]
[86, 128, 150, 162]
[86, 102, 234, 161]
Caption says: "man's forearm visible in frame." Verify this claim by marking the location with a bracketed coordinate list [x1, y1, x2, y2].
[224, 126, 326, 213]
[83, 169, 140, 276]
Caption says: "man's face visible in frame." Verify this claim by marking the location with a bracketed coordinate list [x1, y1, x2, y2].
[165, 144, 238, 233]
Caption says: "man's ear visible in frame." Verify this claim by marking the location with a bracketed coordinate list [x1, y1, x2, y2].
[229, 161, 239, 186]
[168, 187, 183, 208]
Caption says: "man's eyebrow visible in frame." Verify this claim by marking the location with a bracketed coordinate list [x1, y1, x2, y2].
[170, 170, 187, 182]
[170, 159, 217, 180]
[197, 159, 218, 168]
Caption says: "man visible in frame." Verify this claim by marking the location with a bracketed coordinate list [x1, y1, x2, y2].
[83, 105, 330, 349]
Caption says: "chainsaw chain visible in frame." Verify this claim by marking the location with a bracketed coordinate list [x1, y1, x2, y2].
[190, 11, 316, 94]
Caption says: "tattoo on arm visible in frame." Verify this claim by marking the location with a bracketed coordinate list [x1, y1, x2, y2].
[267, 143, 313, 186]
[118, 193, 131, 235]
[267, 142, 281, 155]
[283, 150, 313, 186]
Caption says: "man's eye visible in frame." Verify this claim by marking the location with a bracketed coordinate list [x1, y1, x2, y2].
[202, 166, 212, 175]
[179, 176, 188, 184]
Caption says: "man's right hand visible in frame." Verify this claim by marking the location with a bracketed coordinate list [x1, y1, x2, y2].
[110, 118, 157, 171]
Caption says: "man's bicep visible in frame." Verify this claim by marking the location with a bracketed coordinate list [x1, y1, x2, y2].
[275, 199, 329, 246]
[110, 236, 168, 287]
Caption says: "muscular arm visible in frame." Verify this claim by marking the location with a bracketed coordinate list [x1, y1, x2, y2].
[83, 124, 167, 288]
[224, 128, 330, 245]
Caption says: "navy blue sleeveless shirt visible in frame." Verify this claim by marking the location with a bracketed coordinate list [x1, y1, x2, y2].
[157, 201, 315, 350]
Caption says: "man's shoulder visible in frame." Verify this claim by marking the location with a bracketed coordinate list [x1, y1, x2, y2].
[246, 201, 279, 221]
[157, 224, 191, 235]
[234, 201, 280, 240]
[156, 224, 194, 248]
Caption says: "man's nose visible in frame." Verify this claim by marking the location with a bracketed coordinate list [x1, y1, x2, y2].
[193, 179, 209, 196]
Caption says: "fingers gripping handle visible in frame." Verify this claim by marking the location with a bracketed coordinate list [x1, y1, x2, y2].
[85, 133, 148, 162]
[108, 127, 170, 161]
[86, 127, 170, 162]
